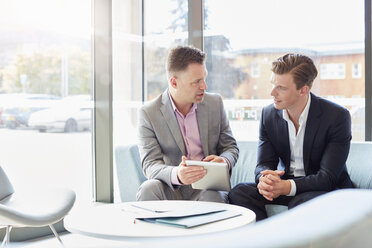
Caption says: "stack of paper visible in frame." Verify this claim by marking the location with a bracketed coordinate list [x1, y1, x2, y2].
[130, 203, 241, 228]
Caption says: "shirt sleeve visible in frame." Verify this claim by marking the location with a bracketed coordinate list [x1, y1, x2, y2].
[286, 179, 296, 196]
[171, 167, 182, 185]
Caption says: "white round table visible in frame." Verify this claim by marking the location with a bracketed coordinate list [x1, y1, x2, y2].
[64, 200, 255, 241]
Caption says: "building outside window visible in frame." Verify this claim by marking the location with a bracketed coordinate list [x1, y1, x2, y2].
[320, 63, 346, 80]
[352, 63, 362, 78]
[251, 63, 260, 78]
[204, 0, 365, 141]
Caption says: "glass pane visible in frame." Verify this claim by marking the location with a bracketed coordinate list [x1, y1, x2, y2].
[0, 0, 92, 205]
[112, 0, 188, 202]
[205, 0, 365, 141]
[144, 0, 188, 101]
[112, 0, 143, 202]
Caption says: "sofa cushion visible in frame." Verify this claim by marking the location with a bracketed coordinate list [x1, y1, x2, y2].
[345, 142, 372, 189]
[231, 141, 258, 187]
[265, 204, 288, 216]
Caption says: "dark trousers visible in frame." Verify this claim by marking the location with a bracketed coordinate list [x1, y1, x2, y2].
[228, 183, 328, 221]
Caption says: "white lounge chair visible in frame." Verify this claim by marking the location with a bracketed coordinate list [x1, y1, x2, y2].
[0, 166, 76, 247]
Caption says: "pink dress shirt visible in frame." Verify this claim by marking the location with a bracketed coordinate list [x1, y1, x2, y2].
[168, 93, 204, 185]
[168, 92, 230, 185]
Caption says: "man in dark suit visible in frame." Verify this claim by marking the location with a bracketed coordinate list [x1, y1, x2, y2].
[228, 53, 353, 221]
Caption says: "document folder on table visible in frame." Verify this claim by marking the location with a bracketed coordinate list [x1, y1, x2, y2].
[130, 202, 242, 228]
[141, 210, 241, 228]
[131, 203, 227, 218]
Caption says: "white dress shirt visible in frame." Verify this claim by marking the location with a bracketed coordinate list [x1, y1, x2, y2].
[282, 95, 311, 196]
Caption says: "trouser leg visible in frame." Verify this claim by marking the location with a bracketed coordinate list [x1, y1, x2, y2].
[191, 190, 228, 203]
[228, 183, 269, 221]
[229, 183, 330, 221]
[137, 179, 230, 202]
[288, 191, 328, 209]
[136, 179, 182, 201]
[228, 182, 295, 221]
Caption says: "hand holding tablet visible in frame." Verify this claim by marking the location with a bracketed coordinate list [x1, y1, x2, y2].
[185, 160, 231, 192]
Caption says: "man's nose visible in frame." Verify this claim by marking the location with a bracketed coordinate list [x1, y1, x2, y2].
[270, 87, 276, 97]
[200, 80, 207, 90]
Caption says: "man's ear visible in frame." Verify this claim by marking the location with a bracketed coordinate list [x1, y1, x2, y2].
[170, 76, 177, 89]
[299, 85, 309, 96]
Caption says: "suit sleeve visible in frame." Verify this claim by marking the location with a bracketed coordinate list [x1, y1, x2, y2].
[255, 107, 280, 184]
[137, 107, 175, 190]
[216, 96, 239, 168]
[294, 108, 352, 194]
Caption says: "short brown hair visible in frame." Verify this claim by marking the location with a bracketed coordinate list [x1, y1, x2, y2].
[166, 46, 206, 78]
[271, 53, 318, 89]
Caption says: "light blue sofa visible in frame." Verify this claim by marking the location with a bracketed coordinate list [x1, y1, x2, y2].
[114, 141, 372, 247]
[115, 141, 372, 215]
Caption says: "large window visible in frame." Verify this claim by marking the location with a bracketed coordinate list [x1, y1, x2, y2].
[111, 0, 368, 203]
[0, 0, 92, 206]
[112, 0, 188, 202]
[205, 0, 365, 141]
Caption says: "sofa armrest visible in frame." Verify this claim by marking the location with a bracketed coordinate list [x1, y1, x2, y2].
[347, 142, 372, 189]
[150, 189, 372, 248]
[115, 145, 146, 202]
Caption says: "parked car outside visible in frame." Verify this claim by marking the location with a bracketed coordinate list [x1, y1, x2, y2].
[0, 94, 21, 127]
[0, 94, 10, 126]
[28, 95, 92, 133]
[0, 94, 61, 129]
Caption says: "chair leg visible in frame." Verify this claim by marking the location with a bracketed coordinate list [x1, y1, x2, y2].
[49, 224, 64, 248]
[1, 226, 12, 248]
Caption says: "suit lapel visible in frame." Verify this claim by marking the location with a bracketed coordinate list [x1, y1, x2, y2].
[197, 101, 209, 156]
[303, 93, 322, 173]
[160, 91, 186, 155]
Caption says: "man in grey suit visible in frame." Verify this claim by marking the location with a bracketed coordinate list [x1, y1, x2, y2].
[136, 45, 239, 202]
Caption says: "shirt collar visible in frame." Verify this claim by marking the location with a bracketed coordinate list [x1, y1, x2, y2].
[167, 90, 197, 114]
[283, 94, 311, 125]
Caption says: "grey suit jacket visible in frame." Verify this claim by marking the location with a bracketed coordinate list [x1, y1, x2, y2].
[137, 90, 239, 190]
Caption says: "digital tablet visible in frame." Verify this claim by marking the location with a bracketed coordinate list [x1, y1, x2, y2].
[185, 160, 231, 192]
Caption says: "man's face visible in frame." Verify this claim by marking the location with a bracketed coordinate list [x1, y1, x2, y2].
[173, 63, 208, 104]
[270, 73, 304, 111]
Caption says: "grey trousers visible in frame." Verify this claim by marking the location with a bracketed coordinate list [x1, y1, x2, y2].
[136, 179, 228, 203]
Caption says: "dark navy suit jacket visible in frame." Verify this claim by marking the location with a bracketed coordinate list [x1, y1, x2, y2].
[255, 93, 353, 194]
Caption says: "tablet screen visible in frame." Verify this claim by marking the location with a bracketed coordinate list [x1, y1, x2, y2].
[186, 160, 231, 192]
